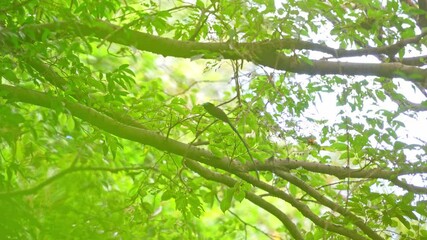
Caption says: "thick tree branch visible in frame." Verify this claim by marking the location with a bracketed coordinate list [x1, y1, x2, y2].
[390, 177, 427, 194]
[253, 51, 427, 85]
[0, 84, 234, 173]
[256, 158, 427, 180]
[24, 57, 69, 89]
[13, 21, 427, 83]
[263, 29, 427, 59]
[402, 55, 427, 66]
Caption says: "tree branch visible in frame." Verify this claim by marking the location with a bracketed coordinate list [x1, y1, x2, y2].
[184, 159, 304, 240]
[274, 170, 383, 239]
[12, 20, 427, 83]
[231, 171, 371, 240]
[255, 158, 427, 180]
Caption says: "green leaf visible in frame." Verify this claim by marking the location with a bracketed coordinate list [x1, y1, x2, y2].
[161, 190, 174, 201]
[375, 90, 386, 101]
[220, 188, 234, 212]
[331, 142, 348, 151]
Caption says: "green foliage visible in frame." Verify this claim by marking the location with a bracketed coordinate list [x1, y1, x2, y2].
[0, 0, 426, 239]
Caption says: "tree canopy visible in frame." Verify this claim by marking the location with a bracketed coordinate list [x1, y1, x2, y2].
[1, 0, 427, 239]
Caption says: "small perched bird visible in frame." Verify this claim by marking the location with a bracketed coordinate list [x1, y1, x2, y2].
[202, 102, 232, 124]
[202, 102, 259, 179]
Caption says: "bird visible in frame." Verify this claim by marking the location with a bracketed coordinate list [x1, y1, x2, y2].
[202, 102, 232, 124]
[202, 102, 259, 179]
